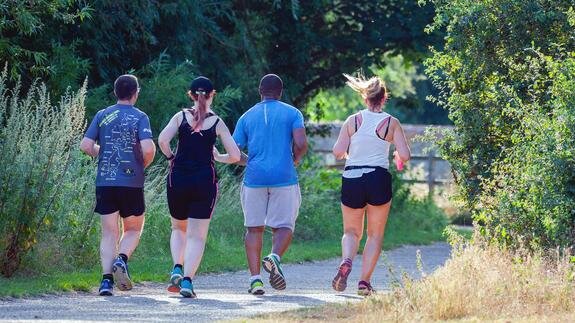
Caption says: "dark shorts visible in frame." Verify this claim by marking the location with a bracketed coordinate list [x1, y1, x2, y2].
[167, 182, 218, 220]
[95, 186, 145, 218]
[341, 166, 392, 209]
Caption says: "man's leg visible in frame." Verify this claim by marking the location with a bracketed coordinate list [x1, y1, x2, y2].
[241, 184, 268, 294]
[262, 184, 301, 290]
[113, 214, 145, 291]
[118, 214, 145, 258]
[245, 226, 265, 276]
[271, 227, 292, 257]
[100, 212, 120, 276]
[268, 184, 301, 257]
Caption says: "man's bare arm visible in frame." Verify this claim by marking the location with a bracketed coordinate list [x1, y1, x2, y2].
[292, 127, 308, 166]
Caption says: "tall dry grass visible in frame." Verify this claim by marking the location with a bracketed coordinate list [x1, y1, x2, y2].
[262, 228, 575, 322]
[382, 229, 575, 322]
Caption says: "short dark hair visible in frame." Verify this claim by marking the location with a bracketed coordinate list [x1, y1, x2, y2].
[259, 74, 283, 98]
[114, 75, 139, 100]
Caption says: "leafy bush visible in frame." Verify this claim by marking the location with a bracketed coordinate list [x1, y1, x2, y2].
[425, 0, 575, 250]
[0, 67, 94, 277]
[86, 55, 242, 135]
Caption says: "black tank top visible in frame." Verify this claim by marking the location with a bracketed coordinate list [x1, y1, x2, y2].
[168, 110, 219, 187]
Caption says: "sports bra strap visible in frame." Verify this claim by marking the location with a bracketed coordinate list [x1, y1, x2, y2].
[376, 116, 392, 140]
[354, 112, 363, 132]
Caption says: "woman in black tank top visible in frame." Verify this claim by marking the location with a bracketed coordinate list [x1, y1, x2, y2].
[158, 76, 240, 298]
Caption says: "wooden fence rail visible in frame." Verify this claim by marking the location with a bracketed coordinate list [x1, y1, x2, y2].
[308, 123, 454, 197]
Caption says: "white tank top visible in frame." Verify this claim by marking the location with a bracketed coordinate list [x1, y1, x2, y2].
[344, 109, 391, 178]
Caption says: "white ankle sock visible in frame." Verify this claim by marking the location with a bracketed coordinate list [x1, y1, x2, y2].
[250, 275, 262, 282]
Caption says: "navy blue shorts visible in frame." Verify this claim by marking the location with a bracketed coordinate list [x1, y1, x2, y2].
[95, 186, 145, 218]
[341, 166, 392, 209]
[167, 182, 218, 220]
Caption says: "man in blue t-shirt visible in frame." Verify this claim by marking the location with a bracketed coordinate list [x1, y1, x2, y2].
[80, 74, 156, 296]
[232, 74, 308, 295]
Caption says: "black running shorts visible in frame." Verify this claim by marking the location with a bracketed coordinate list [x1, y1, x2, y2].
[95, 186, 145, 218]
[167, 182, 218, 220]
[341, 166, 392, 209]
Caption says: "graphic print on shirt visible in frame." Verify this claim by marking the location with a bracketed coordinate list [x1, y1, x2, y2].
[99, 111, 139, 182]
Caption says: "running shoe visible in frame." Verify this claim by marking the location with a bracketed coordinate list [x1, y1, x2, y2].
[248, 279, 265, 295]
[262, 254, 286, 290]
[98, 279, 113, 296]
[168, 266, 183, 293]
[112, 256, 133, 291]
[332, 258, 352, 292]
[179, 279, 196, 298]
[357, 280, 375, 296]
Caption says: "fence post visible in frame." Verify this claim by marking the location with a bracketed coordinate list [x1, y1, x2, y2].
[427, 149, 435, 198]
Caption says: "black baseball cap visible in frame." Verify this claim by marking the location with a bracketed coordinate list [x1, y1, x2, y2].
[190, 76, 214, 94]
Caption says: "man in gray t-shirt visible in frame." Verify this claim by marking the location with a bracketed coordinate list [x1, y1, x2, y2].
[80, 74, 156, 296]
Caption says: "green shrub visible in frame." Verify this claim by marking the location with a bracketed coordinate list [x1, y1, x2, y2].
[0, 67, 94, 277]
[425, 0, 575, 250]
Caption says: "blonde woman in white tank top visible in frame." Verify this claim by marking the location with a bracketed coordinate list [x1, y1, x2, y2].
[331, 74, 411, 296]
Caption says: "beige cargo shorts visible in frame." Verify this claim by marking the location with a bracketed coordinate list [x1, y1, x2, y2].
[240, 184, 301, 231]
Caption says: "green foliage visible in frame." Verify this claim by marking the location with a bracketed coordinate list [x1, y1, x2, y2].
[2, 0, 442, 117]
[305, 52, 449, 124]
[0, 67, 94, 277]
[425, 0, 575, 250]
[0, 0, 92, 94]
[85, 55, 243, 134]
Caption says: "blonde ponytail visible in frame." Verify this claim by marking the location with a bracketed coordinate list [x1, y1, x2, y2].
[343, 73, 388, 107]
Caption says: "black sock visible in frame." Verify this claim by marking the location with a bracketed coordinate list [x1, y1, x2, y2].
[103, 274, 114, 283]
[183, 277, 191, 283]
[174, 264, 183, 270]
[119, 253, 128, 263]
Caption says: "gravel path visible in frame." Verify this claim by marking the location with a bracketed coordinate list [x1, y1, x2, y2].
[0, 243, 451, 322]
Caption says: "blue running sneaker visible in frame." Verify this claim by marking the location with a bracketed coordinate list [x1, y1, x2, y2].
[98, 279, 113, 296]
[262, 254, 286, 290]
[168, 266, 183, 293]
[179, 279, 196, 298]
[112, 256, 132, 291]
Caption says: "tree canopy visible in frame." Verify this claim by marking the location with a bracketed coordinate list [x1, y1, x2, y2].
[1, 0, 441, 118]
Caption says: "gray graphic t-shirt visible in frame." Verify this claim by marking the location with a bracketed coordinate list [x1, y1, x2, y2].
[84, 104, 153, 188]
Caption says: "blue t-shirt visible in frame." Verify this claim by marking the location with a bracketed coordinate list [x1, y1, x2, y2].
[233, 99, 305, 187]
[84, 104, 153, 188]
